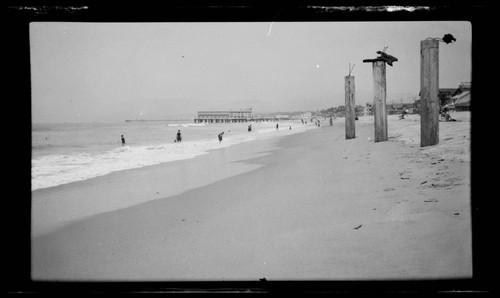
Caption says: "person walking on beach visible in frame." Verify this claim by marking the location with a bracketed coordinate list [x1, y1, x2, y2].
[121, 135, 125, 145]
[276, 123, 279, 130]
[218, 132, 224, 143]
[176, 130, 182, 142]
[399, 109, 407, 120]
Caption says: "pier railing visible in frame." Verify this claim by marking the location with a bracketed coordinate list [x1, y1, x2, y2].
[125, 119, 193, 123]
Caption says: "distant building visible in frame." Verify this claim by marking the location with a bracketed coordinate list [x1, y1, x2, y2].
[458, 82, 471, 92]
[452, 91, 471, 112]
[364, 103, 373, 115]
[355, 105, 365, 116]
[301, 112, 312, 122]
[438, 88, 457, 107]
[194, 108, 288, 123]
[194, 108, 253, 123]
[439, 82, 471, 106]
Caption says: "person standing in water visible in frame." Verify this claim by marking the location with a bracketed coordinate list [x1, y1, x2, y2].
[121, 135, 125, 145]
[176, 130, 182, 142]
[218, 132, 224, 143]
[276, 123, 279, 130]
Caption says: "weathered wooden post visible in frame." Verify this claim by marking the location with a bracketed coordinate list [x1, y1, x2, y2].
[420, 34, 456, 147]
[345, 64, 356, 139]
[363, 48, 398, 142]
[420, 39, 440, 147]
[372, 61, 388, 142]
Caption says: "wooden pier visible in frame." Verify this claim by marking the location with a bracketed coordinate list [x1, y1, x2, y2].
[193, 117, 282, 124]
[193, 108, 288, 123]
[125, 119, 193, 123]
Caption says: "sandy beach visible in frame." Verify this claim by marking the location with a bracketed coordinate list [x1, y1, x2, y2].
[32, 112, 471, 281]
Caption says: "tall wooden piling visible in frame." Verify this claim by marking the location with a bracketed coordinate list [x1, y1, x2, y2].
[372, 61, 388, 142]
[345, 75, 356, 139]
[420, 39, 440, 147]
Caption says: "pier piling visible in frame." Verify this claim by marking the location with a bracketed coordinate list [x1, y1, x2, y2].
[344, 75, 356, 139]
[420, 39, 440, 147]
[372, 61, 388, 142]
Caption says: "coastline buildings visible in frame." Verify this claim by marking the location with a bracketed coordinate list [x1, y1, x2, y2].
[194, 108, 253, 123]
[194, 108, 294, 123]
[300, 112, 312, 122]
[438, 81, 471, 108]
[451, 91, 471, 112]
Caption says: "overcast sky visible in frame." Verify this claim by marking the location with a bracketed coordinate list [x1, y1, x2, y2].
[30, 21, 471, 123]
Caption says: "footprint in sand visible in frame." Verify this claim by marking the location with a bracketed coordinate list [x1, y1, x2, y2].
[424, 198, 438, 203]
[399, 171, 411, 180]
[430, 182, 453, 188]
[444, 176, 461, 183]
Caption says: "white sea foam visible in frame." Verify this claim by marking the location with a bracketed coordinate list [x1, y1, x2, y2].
[31, 123, 315, 190]
[33, 139, 231, 190]
[167, 123, 207, 127]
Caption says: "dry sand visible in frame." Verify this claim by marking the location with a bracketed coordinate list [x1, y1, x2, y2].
[32, 112, 471, 281]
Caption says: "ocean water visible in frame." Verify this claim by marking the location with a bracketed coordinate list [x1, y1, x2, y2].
[32, 121, 314, 190]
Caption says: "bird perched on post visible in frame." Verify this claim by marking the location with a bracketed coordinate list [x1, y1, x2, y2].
[363, 47, 398, 66]
[426, 33, 457, 44]
[442, 33, 456, 44]
[376, 51, 398, 66]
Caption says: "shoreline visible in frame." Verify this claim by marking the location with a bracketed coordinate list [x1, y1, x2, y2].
[31, 120, 314, 191]
[32, 113, 471, 281]
[32, 126, 297, 236]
